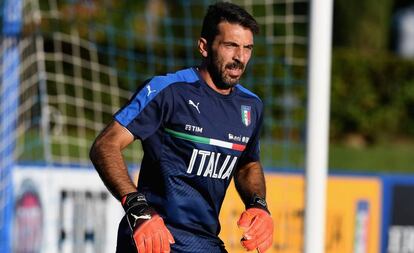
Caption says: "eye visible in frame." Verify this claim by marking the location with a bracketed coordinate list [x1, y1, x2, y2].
[245, 45, 254, 51]
[223, 42, 238, 48]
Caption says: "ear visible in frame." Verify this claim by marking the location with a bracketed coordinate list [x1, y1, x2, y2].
[198, 38, 208, 58]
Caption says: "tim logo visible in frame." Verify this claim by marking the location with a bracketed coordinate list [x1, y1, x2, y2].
[241, 105, 251, 126]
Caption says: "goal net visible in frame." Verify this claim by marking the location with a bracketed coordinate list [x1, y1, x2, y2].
[2, 0, 309, 166]
[1, 0, 309, 251]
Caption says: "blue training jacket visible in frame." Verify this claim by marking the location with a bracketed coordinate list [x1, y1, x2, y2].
[114, 67, 263, 252]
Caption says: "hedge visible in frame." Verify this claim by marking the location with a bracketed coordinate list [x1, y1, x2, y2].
[330, 49, 414, 144]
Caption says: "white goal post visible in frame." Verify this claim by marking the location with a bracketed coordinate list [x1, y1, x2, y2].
[304, 0, 334, 253]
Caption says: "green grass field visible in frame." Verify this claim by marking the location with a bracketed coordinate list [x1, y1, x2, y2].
[260, 140, 414, 174]
[329, 142, 414, 173]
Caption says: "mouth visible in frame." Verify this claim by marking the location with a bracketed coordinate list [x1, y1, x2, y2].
[227, 67, 243, 78]
[226, 64, 244, 77]
[225, 62, 244, 78]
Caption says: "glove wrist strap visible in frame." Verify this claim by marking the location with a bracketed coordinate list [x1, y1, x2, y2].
[121, 192, 149, 214]
[246, 194, 270, 214]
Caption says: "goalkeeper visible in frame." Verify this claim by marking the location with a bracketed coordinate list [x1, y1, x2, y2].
[90, 2, 273, 253]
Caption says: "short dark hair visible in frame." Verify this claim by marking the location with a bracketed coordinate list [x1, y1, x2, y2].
[201, 2, 259, 44]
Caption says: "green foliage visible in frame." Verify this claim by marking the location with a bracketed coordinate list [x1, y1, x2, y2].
[333, 0, 393, 52]
[330, 49, 414, 144]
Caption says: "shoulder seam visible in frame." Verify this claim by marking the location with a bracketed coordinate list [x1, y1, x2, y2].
[235, 84, 261, 101]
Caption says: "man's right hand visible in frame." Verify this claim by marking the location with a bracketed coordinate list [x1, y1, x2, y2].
[122, 192, 175, 253]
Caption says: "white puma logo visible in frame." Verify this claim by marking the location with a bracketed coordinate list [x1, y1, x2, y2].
[146, 85, 157, 97]
[130, 213, 152, 227]
[189, 100, 200, 114]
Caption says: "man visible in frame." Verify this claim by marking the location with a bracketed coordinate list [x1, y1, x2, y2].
[90, 2, 273, 253]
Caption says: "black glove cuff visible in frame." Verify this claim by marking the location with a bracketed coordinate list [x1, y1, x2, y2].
[122, 192, 156, 231]
[246, 194, 270, 214]
[122, 192, 149, 214]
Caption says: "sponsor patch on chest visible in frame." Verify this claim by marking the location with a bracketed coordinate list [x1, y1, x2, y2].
[185, 124, 203, 133]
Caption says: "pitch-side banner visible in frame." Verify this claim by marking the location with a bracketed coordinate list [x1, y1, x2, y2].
[12, 165, 123, 253]
[13, 166, 383, 253]
[219, 173, 382, 253]
[381, 175, 414, 253]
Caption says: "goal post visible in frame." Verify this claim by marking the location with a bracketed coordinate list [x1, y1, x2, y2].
[0, 0, 23, 252]
[304, 0, 334, 253]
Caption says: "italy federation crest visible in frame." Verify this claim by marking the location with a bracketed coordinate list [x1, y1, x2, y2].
[241, 105, 251, 126]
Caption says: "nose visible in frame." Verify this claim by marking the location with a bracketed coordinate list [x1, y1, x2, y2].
[233, 47, 250, 65]
[233, 47, 244, 63]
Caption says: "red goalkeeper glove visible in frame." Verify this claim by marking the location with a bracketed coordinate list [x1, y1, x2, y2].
[237, 195, 273, 252]
[122, 192, 174, 253]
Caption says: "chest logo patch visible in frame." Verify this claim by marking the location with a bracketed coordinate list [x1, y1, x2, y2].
[189, 99, 201, 114]
[241, 105, 251, 126]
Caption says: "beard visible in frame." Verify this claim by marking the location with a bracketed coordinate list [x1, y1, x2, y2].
[207, 52, 245, 90]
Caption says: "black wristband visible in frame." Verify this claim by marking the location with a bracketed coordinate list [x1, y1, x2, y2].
[122, 192, 157, 232]
[122, 192, 149, 214]
[246, 194, 270, 214]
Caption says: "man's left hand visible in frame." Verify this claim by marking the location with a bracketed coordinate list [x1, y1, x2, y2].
[237, 208, 274, 252]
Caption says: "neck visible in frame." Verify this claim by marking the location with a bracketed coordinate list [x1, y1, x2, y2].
[197, 65, 233, 95]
